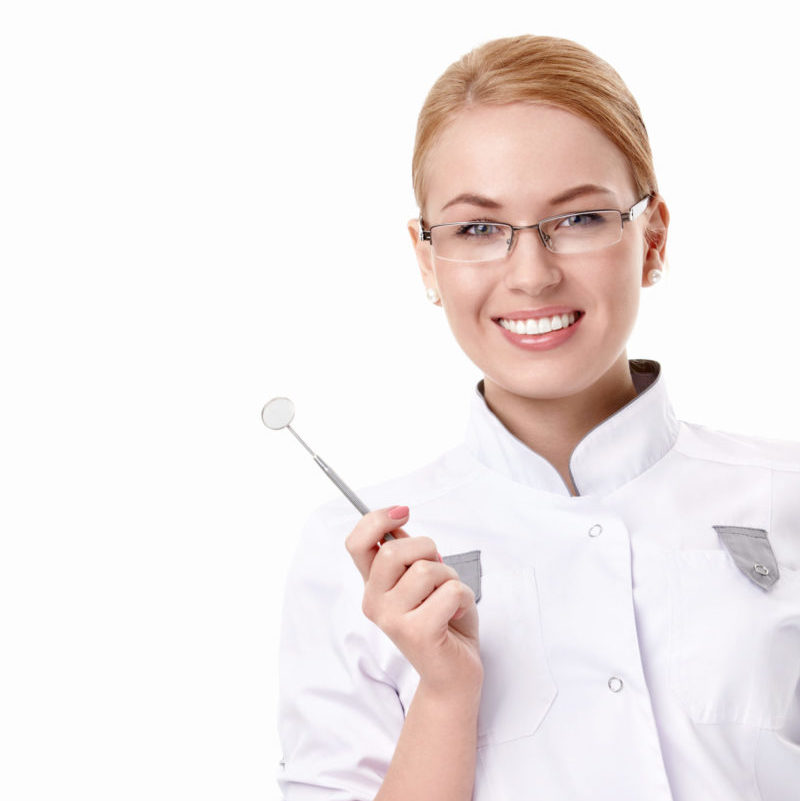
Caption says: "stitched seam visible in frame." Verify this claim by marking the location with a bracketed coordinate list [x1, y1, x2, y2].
[714, 526, 767, 540]
[673, 433, 800, 473]
[443, 550, 481, 564]
[315, 447, 485, 519]
[769, 469, 775, 557]
[753, 727, 766, 801]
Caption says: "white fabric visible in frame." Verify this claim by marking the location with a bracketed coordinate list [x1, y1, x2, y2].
[277, 360, 800, 800]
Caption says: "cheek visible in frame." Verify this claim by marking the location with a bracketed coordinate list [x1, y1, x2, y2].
[436, 264, 492, 313]
[611, 262, 644, 331]
[435, 268, 497, 353]
[580, 248, 643, 323]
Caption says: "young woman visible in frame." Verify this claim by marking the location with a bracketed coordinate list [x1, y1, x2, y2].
[277, 36, 800, 801]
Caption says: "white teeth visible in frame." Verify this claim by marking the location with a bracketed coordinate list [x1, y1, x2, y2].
[499, 312, 579, 335]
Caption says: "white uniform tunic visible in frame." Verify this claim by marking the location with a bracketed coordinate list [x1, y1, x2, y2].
[277, 359, 800, 801]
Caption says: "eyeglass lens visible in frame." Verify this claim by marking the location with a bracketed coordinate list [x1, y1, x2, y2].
[430, 210, 624, 262]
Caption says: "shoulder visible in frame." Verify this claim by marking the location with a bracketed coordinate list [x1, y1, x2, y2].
[675, 421, 800, 567]
[304, 442, 480, 537]
[675, 420, 800, 474]
[294, 444, 480, 558]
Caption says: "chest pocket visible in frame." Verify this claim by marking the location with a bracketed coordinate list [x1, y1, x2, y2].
[475, 565, 557, 747]
[442, 550, 482, 602]
[668, 549, 800, 728]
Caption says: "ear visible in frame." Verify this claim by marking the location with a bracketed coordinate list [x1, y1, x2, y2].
[407, 217, 441, 305]
[641, 194, 670, 287]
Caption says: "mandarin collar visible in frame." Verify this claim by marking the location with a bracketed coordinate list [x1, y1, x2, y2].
[464, 359, 680, 497]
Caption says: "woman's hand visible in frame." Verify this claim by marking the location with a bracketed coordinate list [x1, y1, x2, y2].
[345, 506, 482, 695]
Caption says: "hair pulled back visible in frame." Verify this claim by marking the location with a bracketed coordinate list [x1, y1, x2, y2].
[412, 35, 657, 213]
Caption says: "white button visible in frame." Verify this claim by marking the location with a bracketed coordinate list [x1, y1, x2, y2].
[754, 563, 770, 576]
[588, 524, 603, 537]
[608, 676, 624, 693]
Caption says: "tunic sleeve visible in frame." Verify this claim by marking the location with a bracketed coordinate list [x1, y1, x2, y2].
[753, 464, 800, 801]
[277, 509, 406, 801]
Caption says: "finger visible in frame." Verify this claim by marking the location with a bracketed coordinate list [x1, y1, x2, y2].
[367, 535, 441, 595]
[344, 506, 411, 582]
[410, 578, 475, 633]
[388, 560, 460, 614]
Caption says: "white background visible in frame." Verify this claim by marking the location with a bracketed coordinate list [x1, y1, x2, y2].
[1, 1, 798, 798]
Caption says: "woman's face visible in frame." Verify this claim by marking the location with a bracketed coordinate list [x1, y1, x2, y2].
[411, 103, 667, 404]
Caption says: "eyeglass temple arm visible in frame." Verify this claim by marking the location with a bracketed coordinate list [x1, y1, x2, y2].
[418, 217, 431, 242]
[622, 195, 652, 223]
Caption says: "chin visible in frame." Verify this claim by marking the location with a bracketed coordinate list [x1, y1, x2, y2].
[482, 348, 623, 402]
[483, 368, 587, 402]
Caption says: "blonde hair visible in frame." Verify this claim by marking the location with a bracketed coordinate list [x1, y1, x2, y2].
[412, 35, 657, 213]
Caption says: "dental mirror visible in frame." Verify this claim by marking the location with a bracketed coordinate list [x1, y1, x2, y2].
[261, 396, 394, 539]
[261, 397, 295, 430]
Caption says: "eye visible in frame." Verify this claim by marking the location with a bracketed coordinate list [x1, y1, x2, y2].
[556, 212, 604, 228]
[455, 222, 505, 237]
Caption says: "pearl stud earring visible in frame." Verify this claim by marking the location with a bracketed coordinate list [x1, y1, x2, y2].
[647, 268, 663, 285]
[426, 287, 440, 304]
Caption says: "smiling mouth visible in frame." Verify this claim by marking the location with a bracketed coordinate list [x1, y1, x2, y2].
[495, 311, 584, 335]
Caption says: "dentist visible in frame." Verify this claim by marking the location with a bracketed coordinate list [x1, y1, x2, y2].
[278, 35, 800, 801]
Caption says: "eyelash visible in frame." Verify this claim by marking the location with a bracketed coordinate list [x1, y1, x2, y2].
[455, 221, 503, 236]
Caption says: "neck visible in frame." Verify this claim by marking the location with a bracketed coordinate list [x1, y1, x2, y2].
[481, 354, 638, 496]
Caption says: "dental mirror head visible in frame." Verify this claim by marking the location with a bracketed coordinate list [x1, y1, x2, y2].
[261, 396, 295, 430]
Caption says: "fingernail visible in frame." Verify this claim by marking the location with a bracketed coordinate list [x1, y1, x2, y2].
[436, 552, 444, 563]
[388, 505, 409, 520]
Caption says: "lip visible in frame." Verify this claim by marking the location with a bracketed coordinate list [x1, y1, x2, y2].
[494, 310, 584, 351]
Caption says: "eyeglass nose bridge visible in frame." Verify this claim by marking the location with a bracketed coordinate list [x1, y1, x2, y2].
[506, 222, 553, 255]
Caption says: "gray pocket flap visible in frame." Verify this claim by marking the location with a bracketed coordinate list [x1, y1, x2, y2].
[442, 550, 482, 602]
[712, 526, 780, 590]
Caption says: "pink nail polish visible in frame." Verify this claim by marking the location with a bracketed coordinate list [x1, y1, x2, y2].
[388, 505, 409, 520]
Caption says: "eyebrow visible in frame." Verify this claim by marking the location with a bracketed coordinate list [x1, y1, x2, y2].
[440, 193, 502, 212]
[549, 184, 615, 206]
[439, 184, 615, 213]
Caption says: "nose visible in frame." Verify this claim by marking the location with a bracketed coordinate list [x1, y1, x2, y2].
[503, 227, 563, 296]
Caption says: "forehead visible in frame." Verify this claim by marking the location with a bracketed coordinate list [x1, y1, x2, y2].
[423, 103, 635, 215]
